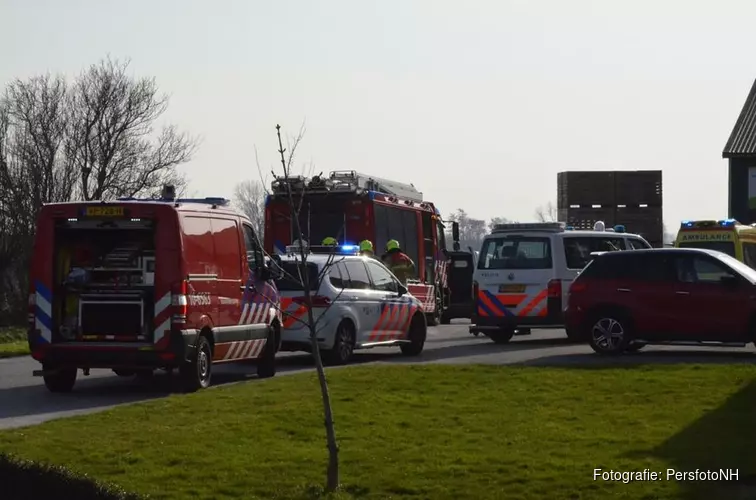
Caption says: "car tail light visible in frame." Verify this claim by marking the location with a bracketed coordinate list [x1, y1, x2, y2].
[293, 295, 331, 307]
[171, 280, 188, 323]
[569, 281, 588, 293]
[547, 279, 561, 298]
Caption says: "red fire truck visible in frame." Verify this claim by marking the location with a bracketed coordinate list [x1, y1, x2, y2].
[263, 171, 455, 325]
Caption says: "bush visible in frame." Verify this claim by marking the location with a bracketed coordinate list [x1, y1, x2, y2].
[1, 453, 146, 500]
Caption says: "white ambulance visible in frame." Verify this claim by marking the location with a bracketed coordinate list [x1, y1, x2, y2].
[469, 221, 652, 343]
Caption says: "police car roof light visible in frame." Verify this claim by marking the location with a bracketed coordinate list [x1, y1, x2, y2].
[614, 225, 626, 233]
[492, 222, 565, 233]
[289, 244, 360, 255]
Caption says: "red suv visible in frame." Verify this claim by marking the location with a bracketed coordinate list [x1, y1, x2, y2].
[565, 248, 756, 354]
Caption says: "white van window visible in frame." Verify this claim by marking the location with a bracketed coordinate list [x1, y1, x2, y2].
[563, 237, 625, 269]
[478, 236, 552, 270]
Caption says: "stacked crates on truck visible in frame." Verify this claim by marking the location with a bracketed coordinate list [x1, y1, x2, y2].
[557, 170, 663, 247]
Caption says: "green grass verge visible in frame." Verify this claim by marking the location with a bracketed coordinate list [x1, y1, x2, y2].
[0, 327, 28, 358]
[2, 364, 756, 499]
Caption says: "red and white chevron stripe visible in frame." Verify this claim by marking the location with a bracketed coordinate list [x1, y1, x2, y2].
[223, 339, 267, 361]
[153, 292, 172, 346]
[239, 302, 270, 325]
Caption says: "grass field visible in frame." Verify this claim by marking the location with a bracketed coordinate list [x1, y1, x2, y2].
[1, 364, 756, 500]
[0, 327, 28, 358]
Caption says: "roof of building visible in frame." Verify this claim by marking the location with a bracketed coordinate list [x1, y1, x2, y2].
[723, 79, 756, 158]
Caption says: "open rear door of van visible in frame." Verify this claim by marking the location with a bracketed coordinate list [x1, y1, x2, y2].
[443, 250, 474, 321]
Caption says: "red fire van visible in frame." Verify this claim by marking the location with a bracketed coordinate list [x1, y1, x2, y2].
[27, 190, 282, 393]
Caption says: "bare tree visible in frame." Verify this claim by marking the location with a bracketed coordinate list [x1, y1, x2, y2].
[233, 180, 266, 240]
[535, 201, 558, 222]
[0, 57, 198, 325]
[448, 209, 487, 251]
[68, 57, 198, 200]
[488, 216, 510, 232]
[270, 124, 340, 492]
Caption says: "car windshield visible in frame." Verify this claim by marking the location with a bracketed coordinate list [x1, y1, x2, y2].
[477, 236, 552, 270]
[678, 241, 736, 258]
[713, 251, 756, 283]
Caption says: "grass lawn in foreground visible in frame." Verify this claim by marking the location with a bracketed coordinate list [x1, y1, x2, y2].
[0, 327, 28, 358]
[2, 364, 756, 500]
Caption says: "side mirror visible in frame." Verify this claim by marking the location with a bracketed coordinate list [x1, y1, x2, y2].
[452, 221, 460, 243]
[397, 284, 408, 296]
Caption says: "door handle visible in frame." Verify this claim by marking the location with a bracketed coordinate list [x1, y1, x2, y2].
[617, 288, 631, 293]
[676, 291, 690, 296]
[349, 296, 360, 301]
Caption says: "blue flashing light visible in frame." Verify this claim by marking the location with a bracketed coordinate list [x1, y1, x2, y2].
[341, 244, 358, 253]
[367, 191, 377, 200]
[265, 194, 271, 206]
[614, 225, 626, 233]
[565, 226, 575, 230]
[680, 220, 695, 228]
[719, 219, 736, 227]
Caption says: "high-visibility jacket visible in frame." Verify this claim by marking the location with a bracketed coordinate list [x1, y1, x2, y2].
[381, 249, 415, 284]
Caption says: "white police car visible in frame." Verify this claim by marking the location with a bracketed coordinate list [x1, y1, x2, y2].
[273, 244, 427, 364]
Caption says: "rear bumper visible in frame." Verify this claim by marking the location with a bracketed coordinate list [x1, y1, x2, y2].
[280, 327, 331, 351]
[28, 328, 196, 369]
[469, 301, 564, 333]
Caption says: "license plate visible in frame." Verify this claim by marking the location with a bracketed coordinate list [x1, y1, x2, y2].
[499, 284, 525, 293]
[85, 206, 124, 217]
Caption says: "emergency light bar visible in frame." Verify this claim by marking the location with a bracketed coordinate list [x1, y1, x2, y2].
[680, 219, 738, 230]
[285, 244, 360, 255]
[492, 222, 566, 233]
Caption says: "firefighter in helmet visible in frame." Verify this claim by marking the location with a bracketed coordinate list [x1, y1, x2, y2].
[321, 236, 338, 246]
[359, 240, 375, 258]
[381, 239, 415, 284]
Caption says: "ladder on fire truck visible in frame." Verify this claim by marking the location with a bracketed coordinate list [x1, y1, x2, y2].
[271, 170, 424, 202]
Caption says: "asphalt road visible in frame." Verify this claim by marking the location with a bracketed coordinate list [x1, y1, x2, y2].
[1, 320, 756, 430]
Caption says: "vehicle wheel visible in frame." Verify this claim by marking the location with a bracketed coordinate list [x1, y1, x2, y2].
[490, 327, 514, 344]
[324, 321, 356, 366]
[43, 366, 77, 393]
[179, 335, 212, 392]
[588, 312, 631, 355]
[257, 326, 278, 379]
[113, 369, 135, 377]
[401, 314, 427, 356]
[625, 342, 646, 352]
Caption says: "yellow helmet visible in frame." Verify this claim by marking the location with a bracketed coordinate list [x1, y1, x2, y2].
[386, 239, 400, 251]
[359, 240, 374, 252]
[322, 237, 338, 246]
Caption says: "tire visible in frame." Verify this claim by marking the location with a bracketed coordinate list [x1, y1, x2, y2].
[257, 326, 278, 379]
[324, 321, 356, 366]
[401, 314, 427, 356]
[490, 327, 514, 344]
[180, 335, 212, 392]
[43, 366, 77, 393]
[588, 311, 632, 355]
[113, 369, 135, 377]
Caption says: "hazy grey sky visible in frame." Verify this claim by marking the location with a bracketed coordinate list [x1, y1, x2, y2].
[1, 0, 754, 230]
